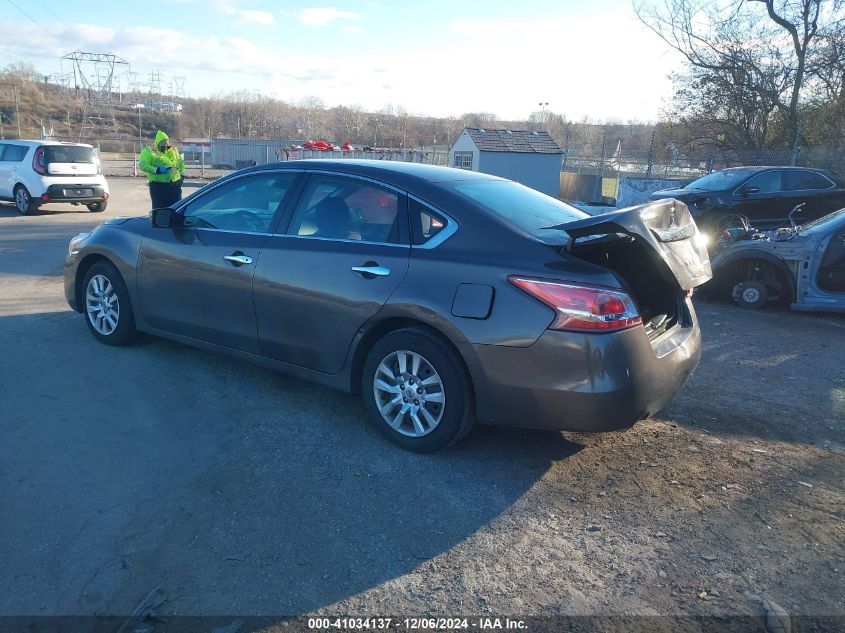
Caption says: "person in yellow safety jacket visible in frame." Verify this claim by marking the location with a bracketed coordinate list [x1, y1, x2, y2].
[139, 130, 186, 209]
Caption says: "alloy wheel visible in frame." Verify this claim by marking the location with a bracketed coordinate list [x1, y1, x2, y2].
[373, 350, 446, 437]
[86, 274, 120, 335]
[15, 188, 30, 214]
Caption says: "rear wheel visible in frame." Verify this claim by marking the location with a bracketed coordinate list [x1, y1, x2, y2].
[362, 328, 474, 452]
[82, 261, 139, 346]
[87, 200, 107, 213]
[14, 185, 36, 215]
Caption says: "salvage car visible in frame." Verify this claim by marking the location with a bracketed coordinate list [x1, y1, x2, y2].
[65, 161, 711, 451]
[649, 166, 845, 234]
[708, 205, 845, 312]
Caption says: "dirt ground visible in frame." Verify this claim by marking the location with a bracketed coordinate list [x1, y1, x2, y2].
[0, 177, 843, 629]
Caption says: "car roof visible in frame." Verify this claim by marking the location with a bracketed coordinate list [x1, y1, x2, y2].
[0, 140, 93, 148]
[717, 165, 828, 173]
[250, 159, 501, 188]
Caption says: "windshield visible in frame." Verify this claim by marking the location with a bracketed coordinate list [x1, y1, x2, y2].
[45, 145, 95, 164]
[446, 179, 587, 243]
[685, 170, 754, 191]
[798, 207, 845, 235]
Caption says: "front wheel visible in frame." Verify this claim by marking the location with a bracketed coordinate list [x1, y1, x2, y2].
[14, 185, 36, 215]
[732, 280, 768, 309]
[82, 261, 139, 346]
[87, 200, 107, 213]
[362, 328, 474, 452]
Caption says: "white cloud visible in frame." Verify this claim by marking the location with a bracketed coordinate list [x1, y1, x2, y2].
[0, 11, 683, 123]
[216, 3, 275, 26]
[236, 10, 275, 26]
[298, 8, 360, 27]
[63, 23, 116, 43]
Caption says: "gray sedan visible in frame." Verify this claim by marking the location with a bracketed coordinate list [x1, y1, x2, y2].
[65, 161, 711, 451]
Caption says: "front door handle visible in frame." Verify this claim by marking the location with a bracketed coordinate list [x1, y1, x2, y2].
[352, 265, 390, 277]
[223, 254, 253, 266]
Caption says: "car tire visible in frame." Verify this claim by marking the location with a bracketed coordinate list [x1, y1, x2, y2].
[361, 328, 474, 452]
[14, 185, 36, 215]
[697, 210, 726, 236]
[81, 261, 139, 346]
[87, 201, 108, 213]
[731, 279, 768, 310]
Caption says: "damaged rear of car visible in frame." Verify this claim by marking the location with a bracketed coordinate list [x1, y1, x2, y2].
[446, 180, 712, 433]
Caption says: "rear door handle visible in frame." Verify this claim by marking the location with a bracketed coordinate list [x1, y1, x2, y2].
[352, 265, 390, 277]
[223, 254, 253, 266]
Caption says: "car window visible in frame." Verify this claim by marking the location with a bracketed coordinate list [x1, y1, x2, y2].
[410, 199, 448, 245]
[45, 145, 95, 164]
[785, 170, 834, 191]
[181, 172, 297, 233]
[742, 170, 783, 194]
[685, 169, 754, 190]
[286, 175, 402, 243]
[0, 144, 27, 162]
[446, 179, 586, 245]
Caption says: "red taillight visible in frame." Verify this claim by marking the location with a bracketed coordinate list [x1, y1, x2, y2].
[103, 192, 109, 200]
[509, 276, 643, 332]
[41, 194, 50, 202]
[32, 146, 47, 175]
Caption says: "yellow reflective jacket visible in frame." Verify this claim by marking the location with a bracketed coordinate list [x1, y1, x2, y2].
[139, 130, 185, 183]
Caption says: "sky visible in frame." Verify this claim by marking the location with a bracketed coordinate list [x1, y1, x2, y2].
[0, 0, 684, 122]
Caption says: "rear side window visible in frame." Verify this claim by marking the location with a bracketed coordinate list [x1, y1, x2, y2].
[0, 144, 27, 162]
[785, 170, 833, 191]
[446, 179, 587, 244]
[45, 146, 94, 164]
[410, 199, 448, 245]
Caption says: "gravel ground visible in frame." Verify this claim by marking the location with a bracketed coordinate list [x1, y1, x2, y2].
[0, 178, 842, 627]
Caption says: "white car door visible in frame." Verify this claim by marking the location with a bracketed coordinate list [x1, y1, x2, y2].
[0, 144, 28, 199]
[0, 144, 12, 198]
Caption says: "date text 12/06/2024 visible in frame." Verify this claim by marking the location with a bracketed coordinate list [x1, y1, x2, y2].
[307, 617, 528, 630]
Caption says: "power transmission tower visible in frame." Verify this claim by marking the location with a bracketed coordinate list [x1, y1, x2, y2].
[148, 70, 162, 97]
[125, 71, 143, 100]
[61, 51, 129, 141]
[169, 76, 186, 100]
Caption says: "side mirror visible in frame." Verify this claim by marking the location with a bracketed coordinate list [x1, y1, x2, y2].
[150, 207, 176, 228]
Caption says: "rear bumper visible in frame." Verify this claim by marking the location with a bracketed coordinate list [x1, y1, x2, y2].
[463, 299, 701, 432]
[43, 184, 106, 204]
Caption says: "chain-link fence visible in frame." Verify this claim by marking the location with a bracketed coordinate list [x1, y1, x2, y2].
[560, 128, 844, 179]
[562, 147, 844, 179]
[70, 137, 450, 178]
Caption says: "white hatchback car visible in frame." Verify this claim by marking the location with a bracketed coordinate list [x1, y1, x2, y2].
[0, 140, 110, 215]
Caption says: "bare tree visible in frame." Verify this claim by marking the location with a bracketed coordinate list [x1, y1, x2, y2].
[636, 0, 844, 148]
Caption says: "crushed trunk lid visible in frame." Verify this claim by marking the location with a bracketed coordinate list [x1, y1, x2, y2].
[554, 199, 712, 291]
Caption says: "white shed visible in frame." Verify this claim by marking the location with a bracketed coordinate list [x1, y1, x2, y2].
[448, 127, 563, 197]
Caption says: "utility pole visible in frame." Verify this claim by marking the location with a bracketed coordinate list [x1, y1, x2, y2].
[538, 102, 549, 129]
[14, 85, 20, 137]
